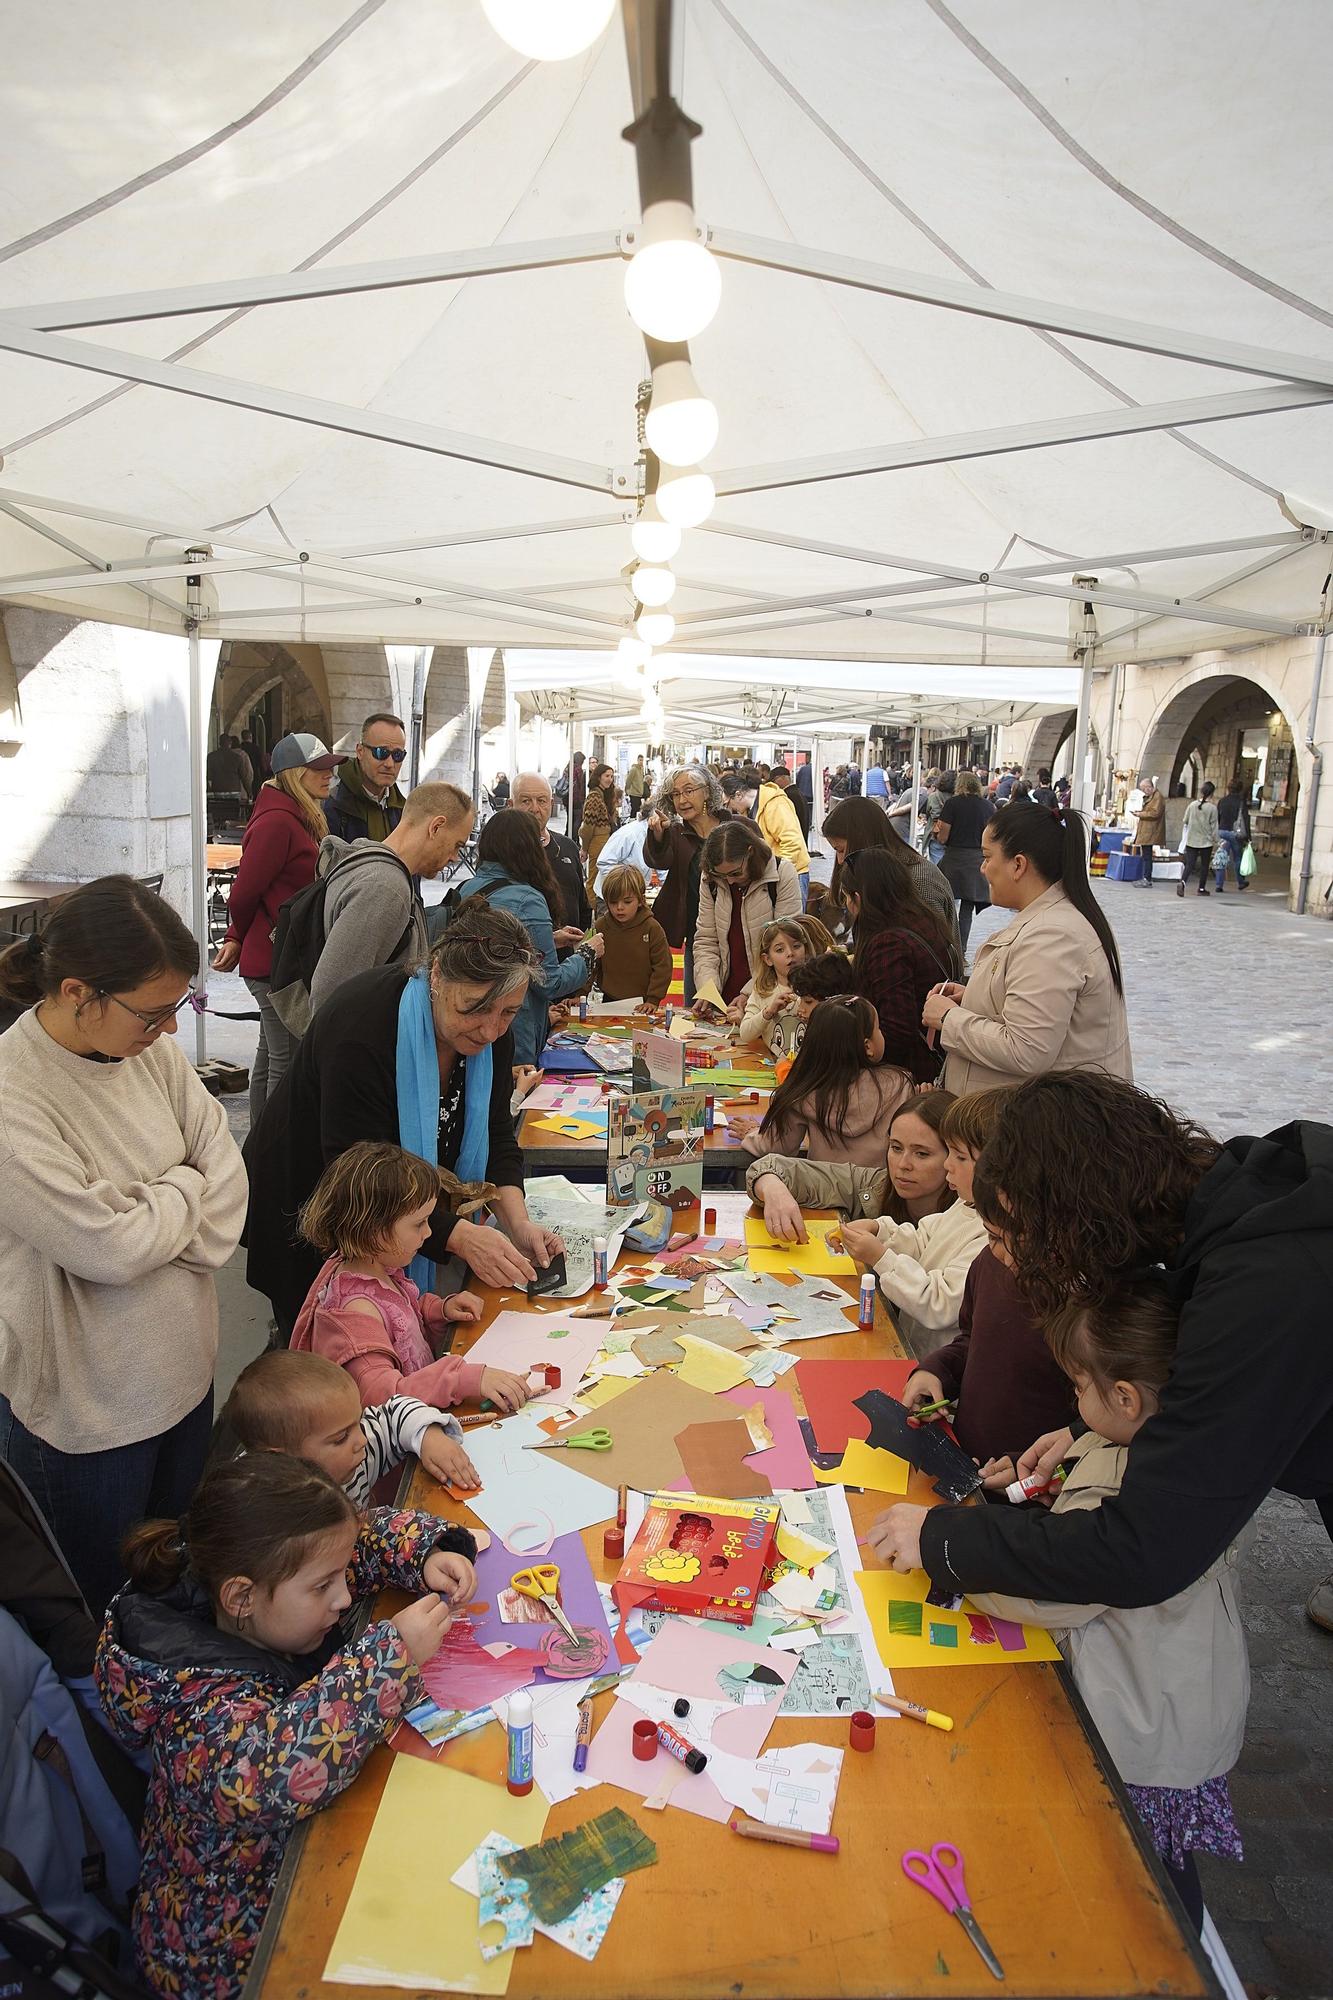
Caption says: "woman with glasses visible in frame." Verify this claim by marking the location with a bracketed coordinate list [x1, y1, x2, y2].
[212, 732, 338, 1124]
[0, 877, 247, 1613]
[244, 901, 563, 1338]
[692, 821, 802, 1018]
[642, 763, 727, 1002]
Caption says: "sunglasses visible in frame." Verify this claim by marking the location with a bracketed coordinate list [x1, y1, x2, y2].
[100, 988, 198, 1031]
[364, 745, 407, 763]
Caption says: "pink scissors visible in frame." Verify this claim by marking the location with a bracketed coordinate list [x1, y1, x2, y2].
[901, 1842, 1004, 1981]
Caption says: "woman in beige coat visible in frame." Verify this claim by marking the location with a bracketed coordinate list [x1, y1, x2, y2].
[691, 820, 801, 1013]
[1131, 776, 1166, 888]
[922, 802, 1131, 1094]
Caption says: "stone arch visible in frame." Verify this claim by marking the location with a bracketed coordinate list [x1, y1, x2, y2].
[1136, 657, 1302, 798]
[1024, 708, 1076, 778]
[219, 643, 330, 742]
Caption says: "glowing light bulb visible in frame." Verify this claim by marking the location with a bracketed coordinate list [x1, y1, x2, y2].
[635, 608, 675, 647]
[645, 358, 719, 466]
[624, 201, 721, 342]
[630, 497, 681, 564]
[656, 465, 715, 528]
[633, 564, 676, 607]
[481, 0, 615, 60]
[616, 634, 651, 672]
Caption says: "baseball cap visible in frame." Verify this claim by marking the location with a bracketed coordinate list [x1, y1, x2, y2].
[270, 732, 340, 773]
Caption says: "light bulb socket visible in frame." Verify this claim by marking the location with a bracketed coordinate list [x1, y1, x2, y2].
[623, 98, 702, 211]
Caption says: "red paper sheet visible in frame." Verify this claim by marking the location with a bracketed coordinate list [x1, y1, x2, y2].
[794, 1358, 916, 1454]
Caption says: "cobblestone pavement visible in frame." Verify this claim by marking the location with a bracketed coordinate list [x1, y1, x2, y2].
[204, 863, 1333, 1994]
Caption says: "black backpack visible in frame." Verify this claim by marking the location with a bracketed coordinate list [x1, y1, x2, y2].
[269, 846, 416, 1034]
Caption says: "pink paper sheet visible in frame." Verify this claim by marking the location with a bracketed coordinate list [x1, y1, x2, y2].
[583, 1618, 797, 1823]
[719, 1383, 815, 1491]
[417, 1618, 537, 1712]
[458, 1309, 607, 1407]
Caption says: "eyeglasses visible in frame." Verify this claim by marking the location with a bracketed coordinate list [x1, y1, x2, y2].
[364, 745, 407, 763]
[101, 988, 197, 1032]
[712, 865, 748, 885]
[671, 788, 703, 804]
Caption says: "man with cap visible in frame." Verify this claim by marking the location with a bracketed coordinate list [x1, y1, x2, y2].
[510, 771, 590, 945]
[324, 711, 409, 843]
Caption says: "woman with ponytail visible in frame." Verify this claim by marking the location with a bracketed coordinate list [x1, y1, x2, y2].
[97, 1453, 477, 1998]
[0, 876, 247, 1614]
[921, 802, 1132, 1093]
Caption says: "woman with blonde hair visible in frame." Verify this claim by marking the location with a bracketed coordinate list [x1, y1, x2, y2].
[213, 733, 339, 1122]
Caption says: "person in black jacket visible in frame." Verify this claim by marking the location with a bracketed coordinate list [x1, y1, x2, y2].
[243, 906, 561, 1335]
[769, 764, 812, 843]
[865, 1074, 1333, 1630]
[510, 771, 590, 941]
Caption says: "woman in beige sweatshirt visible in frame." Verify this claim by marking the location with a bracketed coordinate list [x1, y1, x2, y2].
[0, 878, 247, 1612]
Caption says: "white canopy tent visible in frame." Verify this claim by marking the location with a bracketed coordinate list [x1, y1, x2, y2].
[2, 0, 1332, 1045]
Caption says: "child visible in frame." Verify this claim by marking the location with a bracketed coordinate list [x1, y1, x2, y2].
[219, 1349, 483, 1501]
[591, 862, 672, 1004]
[292, 1141, 530, 1415]
[739, 995, 910, 1165]
[748, 1090, 987, 1353]
[95, 1453, 478, 1999]
[789, 947, 858, 1022]
[969, 1279, 1250, 1934]
[734, 916, 836, 1048]
[900, 1092, 1075, 1469]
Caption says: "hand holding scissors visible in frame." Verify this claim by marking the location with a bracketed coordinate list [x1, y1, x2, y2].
[901, 1842, 1003, 1982]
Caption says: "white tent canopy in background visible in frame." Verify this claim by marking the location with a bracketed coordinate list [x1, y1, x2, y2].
[0, 0, 1331, 668]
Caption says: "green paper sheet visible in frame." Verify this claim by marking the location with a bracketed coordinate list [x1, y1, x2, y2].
[496, 1807, 657, 1926]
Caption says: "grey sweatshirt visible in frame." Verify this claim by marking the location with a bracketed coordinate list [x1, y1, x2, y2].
[307, 836, 428, 1016]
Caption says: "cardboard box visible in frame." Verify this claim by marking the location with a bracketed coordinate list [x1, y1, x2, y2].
[614, 1492, 780, 1627]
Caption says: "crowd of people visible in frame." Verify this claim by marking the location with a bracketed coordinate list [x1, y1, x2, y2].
[0, 715, 1328, 2000]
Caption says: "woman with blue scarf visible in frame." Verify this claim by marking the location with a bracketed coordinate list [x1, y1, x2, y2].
[244, 903, 562, 1336]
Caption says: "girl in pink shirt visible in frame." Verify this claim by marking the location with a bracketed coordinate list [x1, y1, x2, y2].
[291, 1142, 531, 1416]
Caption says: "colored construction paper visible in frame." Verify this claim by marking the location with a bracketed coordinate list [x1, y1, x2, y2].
[744, 1216, 856, 1276]
[673, 1335, 752, 1393]
[809, 1438, 911, 1496]
[496, 1807, 657, 1925]
[692, 977, 728, 1015]
[774, 1521, 836, 1572]
[552, 1372, 727, 1493]
[673, 1418, 774, 1498]
[469, 1531, 610, 1672]
[462, 1310, 607, 1407]
[632, 1317, 760, 1367]
[857, 1566, 1060, 1668]
[795, 1358, 916, 1454]
[531, 1113, 607, 1141]
[577, 1376, 635, 1412]
[460, 1407, 615, 1543]
[415, 1619, 537, 1719]
[323, 1758, 548, 1991]
[854, 1389, 983, 1501]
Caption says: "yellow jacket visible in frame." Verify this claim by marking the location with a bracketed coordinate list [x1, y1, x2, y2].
[755, 784, 809, 873]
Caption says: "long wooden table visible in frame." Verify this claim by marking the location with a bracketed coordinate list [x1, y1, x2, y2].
[248, 1219, 1214, 2000]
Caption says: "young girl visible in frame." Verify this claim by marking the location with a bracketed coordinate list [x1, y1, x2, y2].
[969, 1280, 1249, 1933]
[749, 1090, 987, 1353]
[733, 915, 837, 1047]
[739, 995, 910, 1165]
[291, 1141, 531, 1415]
[591, 862, 672, 1005]
[95, 1453, 478, 1998]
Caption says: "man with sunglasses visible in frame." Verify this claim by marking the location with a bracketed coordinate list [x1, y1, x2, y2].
[325, 711, 409, 844]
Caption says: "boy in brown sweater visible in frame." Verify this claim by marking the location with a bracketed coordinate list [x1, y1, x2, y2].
[591, 864, 672, 1005]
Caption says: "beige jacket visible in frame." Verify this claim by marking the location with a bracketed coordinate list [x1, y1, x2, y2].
[742, 1068, 911, 1167]
[745, 1153, 885, 1216]
[971, 1433, 1251, 1789]
[868, 1201, 989, 1349]
[693, 856, 803, 997]
[940, 882, 1132, 1095]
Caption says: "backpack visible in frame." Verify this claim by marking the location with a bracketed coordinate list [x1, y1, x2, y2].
[269, 846, 417, 1034]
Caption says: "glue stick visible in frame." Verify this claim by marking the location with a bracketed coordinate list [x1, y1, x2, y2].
[578, 994, 588, 1024]
[858, 1272, 877, 1329]
[1005, 1467, 1067, 1505]
[506, 1689, 533, 1795]
[703, 1093, 715, 1134]
[592, 1235, 609, 1291]
[655, 1721, 707, 1773]
[665, 1004, 675, 1030]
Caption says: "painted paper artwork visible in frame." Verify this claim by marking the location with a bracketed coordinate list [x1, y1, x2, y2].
[857, 1565, 1060, 1668]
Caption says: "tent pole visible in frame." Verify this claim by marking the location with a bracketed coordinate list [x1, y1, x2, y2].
[1072, 648, 1096, 820]
[408, 647, 429, 788]
[185, 553, 210, 1065]
[910, 721, 923, 851]
[1296, 577, 1331, 915]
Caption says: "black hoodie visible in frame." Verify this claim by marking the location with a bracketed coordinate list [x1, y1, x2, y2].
[921, 1121, 1333, 1607]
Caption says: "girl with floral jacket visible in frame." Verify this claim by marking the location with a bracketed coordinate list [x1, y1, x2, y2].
[95, 1453, 476, 2000]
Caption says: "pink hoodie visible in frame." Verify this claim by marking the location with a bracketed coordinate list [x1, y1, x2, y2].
[290, 1255, 486, 1412]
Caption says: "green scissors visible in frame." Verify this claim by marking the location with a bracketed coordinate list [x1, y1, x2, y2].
[522, 1427, 613, 1453]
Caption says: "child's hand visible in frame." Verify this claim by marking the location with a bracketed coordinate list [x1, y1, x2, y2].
[590, 932, 606, 960]
[392, 1592, 453, 1667]
[760, 1180, 808, 1245]
[977, 1455, 1017, 1493]
[1015, 1427, 1074, 1486]
[724, 996, 746, 1022]
[762, 989, 791, 1020]
[838, 1218, 882, 1268]
[479, 1365, 530, 1413]
[693, 1001, 724, 1022]
[443, 1290, 484, 1323]
[903, 1369, 945, 1412]
[418, 1429, 480, 1490]
[726, 1112, 760, 1143]
[422, 1550, 477, 1606]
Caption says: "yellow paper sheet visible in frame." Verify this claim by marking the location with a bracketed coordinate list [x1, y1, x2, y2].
[673, 1334, 751, 1393]
[324, 1755, 548, 1992]
[856, 1566, 1060, 1669]
[531, 1114, 605, 1140]
[774, 1522, 836, 1571]
[578, 1374, 637, 1411]
[810, 1438, 910, 1496]
[692, 977, 728, 1015]
[744, 1217, 857, 1276]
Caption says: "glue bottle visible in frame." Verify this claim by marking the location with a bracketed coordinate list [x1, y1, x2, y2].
[703, 1093, 715, 1134]
[578, 993, 588, 1024]
[592, 1235, 609, 1291]
[506, 1688, 534, 1796]
[858, 1272, 877, 1329]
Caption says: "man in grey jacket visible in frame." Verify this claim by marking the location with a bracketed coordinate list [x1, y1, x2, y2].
[308, 781, 474, 1015]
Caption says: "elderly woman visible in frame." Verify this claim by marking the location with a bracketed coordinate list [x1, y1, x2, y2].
[642, 762, 728, 1002]
[691, 820, 802, 1016]
[0, 876, 247, 1611]
[244, 901, 563, 1334]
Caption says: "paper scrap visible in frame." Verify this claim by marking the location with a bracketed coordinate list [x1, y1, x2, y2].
[456, 1830, 628, 1961]
[496, 1807, 657, 1925]
[857, 1567, 1060, 1667]
[692, 977, 728, 1015]
[775, 1522, 836, 1572]
[673, 1417, 774, 1498]
[810, 1438, 911, 1496]
[673, 1335, 752, 1394]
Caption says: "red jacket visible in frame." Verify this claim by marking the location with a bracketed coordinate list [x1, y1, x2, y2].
[225, 785, 322, 979]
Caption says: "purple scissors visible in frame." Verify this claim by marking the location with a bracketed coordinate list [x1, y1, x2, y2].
[901, 1841, 1004, 1981]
